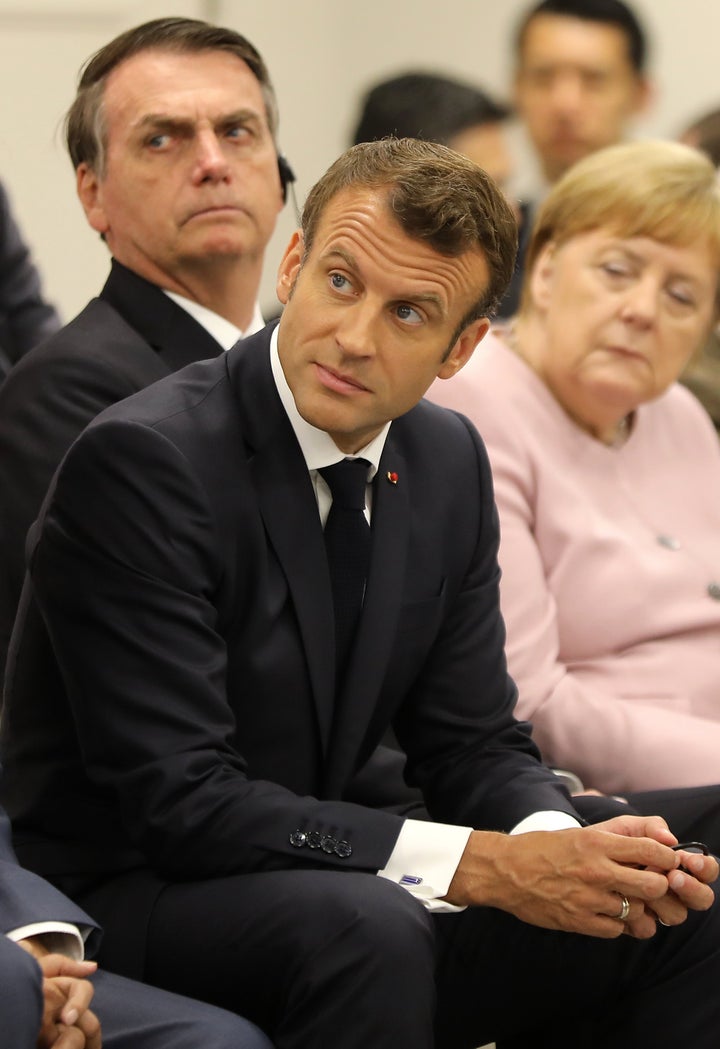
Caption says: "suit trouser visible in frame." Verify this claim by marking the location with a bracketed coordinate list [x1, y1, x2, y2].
[139, 867, 720, 1049]
[0, 934, 272, 1049]
[92, 969, 274, 1049]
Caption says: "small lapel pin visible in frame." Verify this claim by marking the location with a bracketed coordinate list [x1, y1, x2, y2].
[386, 471, 399, 485]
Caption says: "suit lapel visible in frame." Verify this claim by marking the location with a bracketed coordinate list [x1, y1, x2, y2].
[100, 260, 225, 371]
[323, 439, 410, 795]
[229, 332, 336, 751]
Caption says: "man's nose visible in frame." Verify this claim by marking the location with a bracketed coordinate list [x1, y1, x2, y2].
[548, 72, 584, 116]
[192, 130, 231, 184]
[335, 303, 377, 358]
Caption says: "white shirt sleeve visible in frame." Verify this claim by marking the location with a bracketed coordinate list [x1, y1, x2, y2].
[378, 811, 582, 911]
[377, 819, 472, 912]
[509, 811, 582, 835]
[6, 921, 87, 960]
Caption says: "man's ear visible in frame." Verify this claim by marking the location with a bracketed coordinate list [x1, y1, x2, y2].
[76, 163, 109, 235]
[632, 75, 654, 119]
[276, 229, 304, 305]
[529, 241, 556, 313]
[436, 317, 491, 380]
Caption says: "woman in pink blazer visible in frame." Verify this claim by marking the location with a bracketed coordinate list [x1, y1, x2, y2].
[431, 140, 720, 795]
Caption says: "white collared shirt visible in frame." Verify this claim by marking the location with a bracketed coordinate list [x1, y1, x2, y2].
[164, 291, 264, 350]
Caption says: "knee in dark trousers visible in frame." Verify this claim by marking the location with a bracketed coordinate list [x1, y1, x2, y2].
[146, 869, 437, 1049]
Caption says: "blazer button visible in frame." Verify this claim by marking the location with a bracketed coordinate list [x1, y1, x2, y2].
[320, 835, 337, 854]
[289, 830, 307, 848]
[306, 830, 323, 849]
[334, 840, 353, 858]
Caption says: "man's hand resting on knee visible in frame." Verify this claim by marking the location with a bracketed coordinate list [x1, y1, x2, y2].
[17, 938, 102, 1048]
[444, 814, 718, 939]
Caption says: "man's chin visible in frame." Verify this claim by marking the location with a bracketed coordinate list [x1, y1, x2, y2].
[180, 237, 248, 264]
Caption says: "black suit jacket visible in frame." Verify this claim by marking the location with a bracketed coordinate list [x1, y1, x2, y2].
[2, 325, 590, 973]
[0, 259, 224, 678]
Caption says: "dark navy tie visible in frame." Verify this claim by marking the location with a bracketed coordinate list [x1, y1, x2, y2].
[319, 458, 371, 681]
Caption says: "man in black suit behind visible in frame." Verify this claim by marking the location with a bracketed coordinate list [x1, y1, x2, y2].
[0, 16, 288, 678]
[4, 139, 720, 1048]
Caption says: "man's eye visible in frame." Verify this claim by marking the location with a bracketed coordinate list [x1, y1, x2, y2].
[147, 134, 170, 149]
[226, 125, 252, 141]
[329, 273, 352, 292]
[395, 304, 422, 325]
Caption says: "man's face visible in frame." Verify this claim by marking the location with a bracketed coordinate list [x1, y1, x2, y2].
[275, 186, 491, 454]
[77, 47, 284, 287]
[514, 14, 649, 182]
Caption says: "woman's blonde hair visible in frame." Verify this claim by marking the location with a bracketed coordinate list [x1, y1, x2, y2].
[521, 140, 720, 314]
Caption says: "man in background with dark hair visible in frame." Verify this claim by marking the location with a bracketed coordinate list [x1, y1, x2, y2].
[0, 16, 290, 681]
[513, 0, 651, 185]
[352, 70, 513, 189]
[502, 0, 652, 312]
[4, 137, 720, 1049]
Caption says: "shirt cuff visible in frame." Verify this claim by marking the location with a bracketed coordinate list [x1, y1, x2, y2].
[7, 921, 87, 960]
[377, 818, 472, 912]
[510, 810, 582, 835]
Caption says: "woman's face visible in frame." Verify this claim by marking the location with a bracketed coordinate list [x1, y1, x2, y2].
[528, 228, 718, 434]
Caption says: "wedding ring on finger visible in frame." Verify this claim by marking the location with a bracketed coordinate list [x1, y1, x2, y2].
[616, 894, 631, 921]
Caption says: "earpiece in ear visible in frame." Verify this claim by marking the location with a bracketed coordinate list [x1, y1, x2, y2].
[277, 154, 297, 203]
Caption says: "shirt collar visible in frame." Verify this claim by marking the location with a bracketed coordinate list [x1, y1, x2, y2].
[269, 324, 390, 478]
[163, 291, 264, 351]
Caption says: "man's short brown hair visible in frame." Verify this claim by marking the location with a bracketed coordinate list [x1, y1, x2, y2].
[301, 137, 518, 321]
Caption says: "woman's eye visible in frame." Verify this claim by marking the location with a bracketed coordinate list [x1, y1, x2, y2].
[601, 262, 630, 279]
[668, 286, 695, 307]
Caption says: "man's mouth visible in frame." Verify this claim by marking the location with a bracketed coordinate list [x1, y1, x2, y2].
[315, 363, 369, 394]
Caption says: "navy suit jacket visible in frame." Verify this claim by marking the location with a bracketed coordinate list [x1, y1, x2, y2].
[0, 259, 224, 680]
[0, 791, 99, 955]
[2, 323, 585, 967]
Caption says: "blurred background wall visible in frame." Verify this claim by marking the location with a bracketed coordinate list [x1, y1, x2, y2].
[0, 0, 715, 321]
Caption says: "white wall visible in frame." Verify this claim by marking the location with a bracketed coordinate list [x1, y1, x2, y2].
[2, 0, 718, 322]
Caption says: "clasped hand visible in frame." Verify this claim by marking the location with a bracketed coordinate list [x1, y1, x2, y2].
[17, 938, 102, 1049]
[445, 814, 718, 939]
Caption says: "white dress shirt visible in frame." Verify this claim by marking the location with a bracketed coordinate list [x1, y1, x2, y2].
[164, 291, 264, 350]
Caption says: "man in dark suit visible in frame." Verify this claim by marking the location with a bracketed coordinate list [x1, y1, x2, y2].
[0, 16, 289, 678]
[0, 180, 61, 381]
[0, 791, 272, 1049]
[4, 138, 720, 1048]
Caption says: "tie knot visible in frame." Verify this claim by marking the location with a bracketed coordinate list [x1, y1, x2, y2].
[319, 458, 369, 511]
